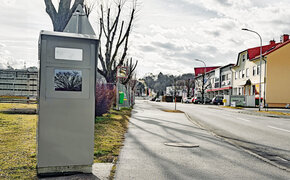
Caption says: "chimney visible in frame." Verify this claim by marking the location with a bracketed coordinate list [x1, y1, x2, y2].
[280, 34, 289, 43]
[269, 40, 275, 45]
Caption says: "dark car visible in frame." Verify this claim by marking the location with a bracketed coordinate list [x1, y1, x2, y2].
[193, 97, 211, 104]
[212, 96, 224, 105]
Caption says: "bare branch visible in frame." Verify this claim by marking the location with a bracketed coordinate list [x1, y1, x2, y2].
[83, 0, 97, 17]
[100, 5, 108, 38]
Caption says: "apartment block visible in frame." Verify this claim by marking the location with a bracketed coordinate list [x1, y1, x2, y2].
[0, 67, 38, 97]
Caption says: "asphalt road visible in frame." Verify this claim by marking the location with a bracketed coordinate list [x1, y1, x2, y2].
[152, 101, 290, 170]
[114, 100, 290, 179]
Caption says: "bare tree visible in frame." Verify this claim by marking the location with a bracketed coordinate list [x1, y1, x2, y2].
[44, 0, 138, 83]
[185, 79, 195, 97]
[97, 0, 138, 84]
[44, 0, 84, 31]
[195, 74, 213, 103]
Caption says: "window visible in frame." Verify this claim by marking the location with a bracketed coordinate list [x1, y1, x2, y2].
[253, 66, 256, 76]
[17, 74, 27, 78]
[246, 68, 249, 77]
[222, 75, 226, 81]
[239, 87, 243, 95]
[242, 54, 245, 61]
[252, 85, 256, 95]
[239, 70, 242, 79]
[242, 70, 245, 78]
[257, 65, 260, 75]
[228, 74, 231, 80]
[235, 72, 237, 79]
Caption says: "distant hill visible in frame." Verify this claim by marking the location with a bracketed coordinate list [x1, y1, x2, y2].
[138, 72, 195, 96]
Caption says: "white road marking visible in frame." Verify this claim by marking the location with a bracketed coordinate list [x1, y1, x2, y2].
[268, 126, 290, 133]
[219, 114, 251, 122]
[276, 157, 288, 162]
[236, 117, 250, 122]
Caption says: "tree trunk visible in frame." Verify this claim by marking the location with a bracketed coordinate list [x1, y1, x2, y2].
[44, 0, 84, 32]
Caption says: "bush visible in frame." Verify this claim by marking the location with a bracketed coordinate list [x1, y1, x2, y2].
[96, 83, 116, 116]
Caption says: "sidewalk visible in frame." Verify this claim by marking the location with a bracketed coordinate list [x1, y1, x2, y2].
[217, 106, 290, 119]
[114, 100, 289, 179]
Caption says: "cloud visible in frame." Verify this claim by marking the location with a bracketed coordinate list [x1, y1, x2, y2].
[1, 0, 290, 78]
[215, 0, 232, 6]
[0, 62, 7, 69]
[138, 45, 157, 52]
[151, 41, 183, 51]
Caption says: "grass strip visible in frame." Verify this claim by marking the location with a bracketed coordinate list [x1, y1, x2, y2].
[221, 106, 244, 109]
[0, 103, 131, 179]
[94, 108, 131, 180]
[258, 110, 290, 116]
[94, 108, 131, 163]
[0, 103, 37, 179]
[162, 109, 184, 113]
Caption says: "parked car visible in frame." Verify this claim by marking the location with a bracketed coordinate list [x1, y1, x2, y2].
[212, 96, 224, 105]
[193, 97, 211, 104]
[155, 98, 161, 102]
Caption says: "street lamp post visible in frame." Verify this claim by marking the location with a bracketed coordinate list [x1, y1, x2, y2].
[242, 28, 262, 111]
[195, 59, 207, 104]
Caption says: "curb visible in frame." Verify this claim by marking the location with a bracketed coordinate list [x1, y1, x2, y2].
[238, 111, 290, 119]
[213, 106, 290, 119]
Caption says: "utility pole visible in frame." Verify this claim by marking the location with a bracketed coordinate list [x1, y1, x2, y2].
[242, 28, 263, 111]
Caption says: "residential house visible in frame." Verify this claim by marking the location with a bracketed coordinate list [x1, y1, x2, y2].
[256, 34, 290, 107]
[194, 66, 220, 76]
[206, 64, 234, 99]
[231, 40, 279, 102]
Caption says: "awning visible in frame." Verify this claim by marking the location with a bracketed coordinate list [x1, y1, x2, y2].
[206, 86, 232, 92]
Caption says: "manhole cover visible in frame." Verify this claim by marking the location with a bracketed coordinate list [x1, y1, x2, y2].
[164, 142, 199, 148]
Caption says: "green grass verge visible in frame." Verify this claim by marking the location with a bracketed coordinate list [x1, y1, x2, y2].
[162, 109, 184, 113]
[258, 110, 290, 116]
[94, 108, 131, 163]
[0, 103, 37, 179]
[221, 106, 244, 109]
[0, 103, 131, 179]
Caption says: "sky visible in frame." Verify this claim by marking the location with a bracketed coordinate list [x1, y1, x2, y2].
[0, 0, 290, 78]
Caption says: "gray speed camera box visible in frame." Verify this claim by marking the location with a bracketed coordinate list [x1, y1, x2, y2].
[37, 30, 98, 175]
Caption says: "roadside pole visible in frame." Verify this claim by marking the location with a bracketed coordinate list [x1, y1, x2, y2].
[175, 96, 177, 110]
[116, 77, 119, 110]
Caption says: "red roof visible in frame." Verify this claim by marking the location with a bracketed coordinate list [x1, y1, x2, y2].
[194, 66, 220, 76]
[263, 39, 290, 56]
[248, 43, 279, 60]
[249, 39, 290, 60]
